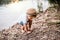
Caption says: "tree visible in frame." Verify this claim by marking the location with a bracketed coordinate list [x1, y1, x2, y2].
[0, 0, 11, 5]
[48, 0, 60, 6]
[0, 0, 22, 5]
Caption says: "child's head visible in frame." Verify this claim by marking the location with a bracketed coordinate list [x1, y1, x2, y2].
[27, 8, 37, 19]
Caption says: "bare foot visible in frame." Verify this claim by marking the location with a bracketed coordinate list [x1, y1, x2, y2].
[26, 30, 32, 34]
[21, 30, 25, 34]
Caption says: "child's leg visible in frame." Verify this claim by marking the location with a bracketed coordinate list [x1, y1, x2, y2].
[26, 23, 30, 31]
[26, 23, 32, 33]
[20, 26, 25, 33]
[23, 24, 28, 32]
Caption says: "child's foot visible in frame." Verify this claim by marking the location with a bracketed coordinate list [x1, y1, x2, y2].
[21, 30, 25, 34]
[26, 30, 32, 34]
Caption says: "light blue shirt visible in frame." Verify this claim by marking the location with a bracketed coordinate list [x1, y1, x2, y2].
[18, 14, 27, 25]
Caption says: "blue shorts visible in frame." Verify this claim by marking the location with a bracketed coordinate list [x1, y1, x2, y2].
[19, 21, 27, 26]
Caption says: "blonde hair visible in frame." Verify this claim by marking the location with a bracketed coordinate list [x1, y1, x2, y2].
[27, 8, 37, 17]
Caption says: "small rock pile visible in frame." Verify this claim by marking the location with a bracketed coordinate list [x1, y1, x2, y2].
[0, 6, 60, 40]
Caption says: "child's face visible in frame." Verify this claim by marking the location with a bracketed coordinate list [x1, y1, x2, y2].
[27, 15, 33, 20]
